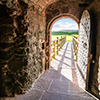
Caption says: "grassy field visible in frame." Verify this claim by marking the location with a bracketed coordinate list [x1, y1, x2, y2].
[51, 31, 78, 41]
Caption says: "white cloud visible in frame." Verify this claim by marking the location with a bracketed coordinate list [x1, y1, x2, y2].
[52, 20, 78, 32]
[66, 22, 69, 24]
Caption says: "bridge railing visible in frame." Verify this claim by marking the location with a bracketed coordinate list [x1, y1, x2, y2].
[72, 36, 78, 60]
[51, 36, 66, 59]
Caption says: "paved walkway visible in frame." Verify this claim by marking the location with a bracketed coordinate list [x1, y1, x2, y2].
[15, 42, 95, 100]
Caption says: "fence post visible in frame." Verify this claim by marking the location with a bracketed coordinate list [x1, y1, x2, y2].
[72, 36, 78, 61]
[56, 37, 58, 54]
[51, 36, 67, 60]
[61, 36, 62, 47]
[53, 41, 55, 59]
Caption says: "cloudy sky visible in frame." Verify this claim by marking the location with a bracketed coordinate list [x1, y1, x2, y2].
[51, 18, 78, 32]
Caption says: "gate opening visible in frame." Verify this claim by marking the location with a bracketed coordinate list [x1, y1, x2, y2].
[50, 18, 78, 82]
[51, 18, 78, 42]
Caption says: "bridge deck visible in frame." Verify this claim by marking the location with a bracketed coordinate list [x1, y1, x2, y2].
[16, 42, 95, 100]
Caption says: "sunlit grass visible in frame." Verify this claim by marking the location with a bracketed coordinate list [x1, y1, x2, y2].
[51, 35, 78, 41]
[51, 31, 78, 41]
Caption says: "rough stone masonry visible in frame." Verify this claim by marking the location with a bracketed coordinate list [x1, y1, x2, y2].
[0, 0, 45, 97]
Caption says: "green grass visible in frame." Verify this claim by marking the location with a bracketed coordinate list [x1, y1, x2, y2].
[51, 32, 78, 41]
[52, 31, 78, 35]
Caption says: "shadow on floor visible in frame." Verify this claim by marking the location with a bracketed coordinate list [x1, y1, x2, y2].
[15, 42, 95, 100]
[15, 67, 95, 100]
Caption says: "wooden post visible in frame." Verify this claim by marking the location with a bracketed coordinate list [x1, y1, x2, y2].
[61, 36, 62, 48]
[53, 41, 55, 59]
[56, 37, 58, 54]
[58, 37, 60, 51]
[72, 36, 79, 61]
[51, 36, 67, 60]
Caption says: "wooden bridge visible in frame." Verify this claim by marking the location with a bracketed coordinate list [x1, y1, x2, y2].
[51, 36, 78, 61]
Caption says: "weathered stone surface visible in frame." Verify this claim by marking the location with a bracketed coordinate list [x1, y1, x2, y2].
[49, 80, 69, 93]
[0, 0, 45, 97]
[15, 89, 43, 100]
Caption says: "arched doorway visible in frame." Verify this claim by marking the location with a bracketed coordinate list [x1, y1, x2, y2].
[50, 18, 79, 84]
[50, 18, 78, 59]
[45, 14, 79, 70]
[77, 10, 91, 89]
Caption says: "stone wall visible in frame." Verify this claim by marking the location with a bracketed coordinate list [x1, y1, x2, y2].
[0, 0, 45, 97]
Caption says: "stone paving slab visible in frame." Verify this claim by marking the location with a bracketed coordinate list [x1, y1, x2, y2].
[32, 78, 52, 91]
[48, 80, 69, 93]
[46, 69, 61, 80]
[15, 42, 96, 100]
[16, 89, 43, 100]
[40, 70, 50, 79]
[41, 91, 94, 100]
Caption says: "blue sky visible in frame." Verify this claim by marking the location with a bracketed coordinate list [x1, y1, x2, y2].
[51, 18, 78, 32]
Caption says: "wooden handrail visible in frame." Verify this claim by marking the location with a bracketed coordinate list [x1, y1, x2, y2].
[51, 36, 66, 42]
[72, 36, 78, 60]
[73, 37, 78, 43]
[51, 36, 66, 60]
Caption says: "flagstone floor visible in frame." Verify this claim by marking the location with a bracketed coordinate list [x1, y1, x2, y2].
[15, 42, 96, 100]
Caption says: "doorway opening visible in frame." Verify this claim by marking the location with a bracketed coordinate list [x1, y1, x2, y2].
[51, 18, 78, 42]
[50, 18, 79, 83]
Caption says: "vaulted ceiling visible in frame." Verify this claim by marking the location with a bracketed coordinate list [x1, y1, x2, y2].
[0, 0, 93, 13]
[0, 0, 93, 28]
[32, 0, 92, 10]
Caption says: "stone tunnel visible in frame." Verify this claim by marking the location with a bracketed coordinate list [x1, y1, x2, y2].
[0, 0, 100, 99]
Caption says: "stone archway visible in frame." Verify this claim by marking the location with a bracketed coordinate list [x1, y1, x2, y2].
[45, 13, 79, 69]
[47, 13, 79, 33]
[45, 0, 84, 70]
[77, 10, 91, 89]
